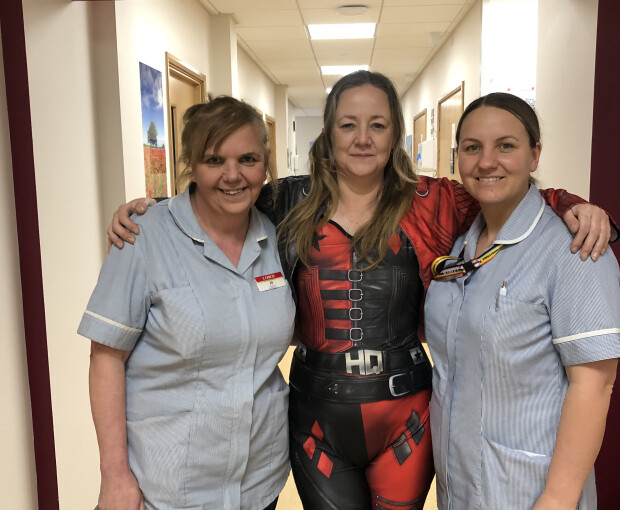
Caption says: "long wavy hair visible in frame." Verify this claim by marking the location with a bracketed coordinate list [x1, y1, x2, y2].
[279, 71, 418, 270]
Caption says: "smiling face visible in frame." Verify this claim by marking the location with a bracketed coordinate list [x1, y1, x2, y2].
[191, 123, 266, 224]
[331, 84, 394, 186]
[457, 106, 541, 215]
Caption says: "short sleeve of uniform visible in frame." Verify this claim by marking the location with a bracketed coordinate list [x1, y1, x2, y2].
[77, 232, 150, 351]
[549, 235, 620, 365]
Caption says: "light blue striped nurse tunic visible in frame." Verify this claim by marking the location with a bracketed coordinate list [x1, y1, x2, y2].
[424, 185, 620, 510]
[78, 187, 296, 510]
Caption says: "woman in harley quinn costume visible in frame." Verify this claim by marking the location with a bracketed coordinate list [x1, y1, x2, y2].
[108, 72, 614, 510]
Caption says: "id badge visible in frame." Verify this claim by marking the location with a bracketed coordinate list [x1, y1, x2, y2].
[255, 272, 286, 291]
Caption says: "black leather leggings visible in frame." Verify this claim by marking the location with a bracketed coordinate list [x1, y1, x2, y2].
[263, 497, 278, 510]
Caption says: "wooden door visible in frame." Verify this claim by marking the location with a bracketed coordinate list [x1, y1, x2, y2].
[437, 83, 464, 181]
[165, 53, 206, 195]
[413, 109, 427, 165]
[264, 114, 277, 177]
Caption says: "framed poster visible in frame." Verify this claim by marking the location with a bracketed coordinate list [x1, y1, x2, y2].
[139, 62, 167, 197]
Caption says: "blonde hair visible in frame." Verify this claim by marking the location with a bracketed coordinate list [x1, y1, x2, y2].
[279, 71, 417, 270]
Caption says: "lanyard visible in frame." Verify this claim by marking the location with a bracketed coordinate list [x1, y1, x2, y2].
[431, 243, 503, 281]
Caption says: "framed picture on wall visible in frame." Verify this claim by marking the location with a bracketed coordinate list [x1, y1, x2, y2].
[139, 62, 167, 198]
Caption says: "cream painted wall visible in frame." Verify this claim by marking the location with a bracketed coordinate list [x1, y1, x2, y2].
[481, 0, 537, 98]
[237, 49, 299, 179]
[114, 0, 212, 201]
[0, 33, 38, 510]
[22, 0, 109, 507]
[209, 14, 237, 97]
[401, 0, 482, 145]
[238, 47, 275, 117]
[274, 84, 290, 177]
[535, 0, 598, 198]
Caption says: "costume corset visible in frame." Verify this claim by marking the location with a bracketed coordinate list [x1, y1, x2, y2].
[295, 221, 422, 354]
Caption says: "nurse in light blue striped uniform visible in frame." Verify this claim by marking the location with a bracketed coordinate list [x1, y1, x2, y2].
[424, 93, 620, 510]
[79, 97, 295, 510]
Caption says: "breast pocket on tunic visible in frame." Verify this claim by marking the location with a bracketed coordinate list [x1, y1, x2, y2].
[148, 286, 206, 360]
[483, 293, 555, 383]
[481, 435, 549, 509]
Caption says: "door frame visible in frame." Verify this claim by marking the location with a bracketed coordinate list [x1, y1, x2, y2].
[437, 82, 464, 179]
[165, 52, 206, 195]
[413, 108, 427, 165]
[264, 114, 277, 177]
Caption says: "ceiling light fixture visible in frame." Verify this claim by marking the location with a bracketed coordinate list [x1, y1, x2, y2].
[337, 4, 369, 16]
[321, 65, 369, 76]
[308, 23, 376, 40]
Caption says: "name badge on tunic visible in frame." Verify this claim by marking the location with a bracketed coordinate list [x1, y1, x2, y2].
[255, 272, 286, 291]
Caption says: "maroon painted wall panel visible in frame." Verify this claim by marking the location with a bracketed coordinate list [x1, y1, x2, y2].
[590, 0, 620, 508]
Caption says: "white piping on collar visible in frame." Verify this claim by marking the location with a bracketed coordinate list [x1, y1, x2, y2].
[494, 198, 546, 246]
[168, 195, 269, 244]
[168, 195, 205, 244]
[461, 195, 546, 250]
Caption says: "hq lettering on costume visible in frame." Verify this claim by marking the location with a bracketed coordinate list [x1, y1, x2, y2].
[255, 272, 286, 291]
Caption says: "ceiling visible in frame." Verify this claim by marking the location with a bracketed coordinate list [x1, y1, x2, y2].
[198, 0, 476, 116]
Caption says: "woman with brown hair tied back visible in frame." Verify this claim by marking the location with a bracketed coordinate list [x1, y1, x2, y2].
[425, 92, 620, 510]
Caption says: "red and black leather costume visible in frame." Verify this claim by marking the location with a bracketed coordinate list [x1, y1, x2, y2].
[256, 175, 582, 510]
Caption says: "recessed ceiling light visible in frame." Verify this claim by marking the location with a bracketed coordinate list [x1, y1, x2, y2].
[321, 65, 369, 76]
[308, 23, 376, 40]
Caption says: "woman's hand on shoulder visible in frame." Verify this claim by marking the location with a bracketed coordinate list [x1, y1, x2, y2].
[97, 469, 145, 510]
[563, 204, 614, 261]
[107, 198, 156, 251]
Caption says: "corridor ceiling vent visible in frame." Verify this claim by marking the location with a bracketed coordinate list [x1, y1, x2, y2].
[337, 4, 369, 16]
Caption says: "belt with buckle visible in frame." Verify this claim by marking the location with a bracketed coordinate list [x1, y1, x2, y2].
[289, 355, 432, 403]
[294, 343, 428, 375]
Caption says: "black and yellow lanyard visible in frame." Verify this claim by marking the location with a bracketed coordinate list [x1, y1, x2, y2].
[431, 243, 504, 281]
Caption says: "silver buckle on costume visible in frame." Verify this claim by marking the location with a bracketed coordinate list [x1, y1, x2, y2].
[345, 349, 383, 375]
[349, 327, 363, 342]
[348, 269, 363, 282]
[349, 288, 363, 301]
[389, 373, 411, 397]
[349, 307, 363, 321]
